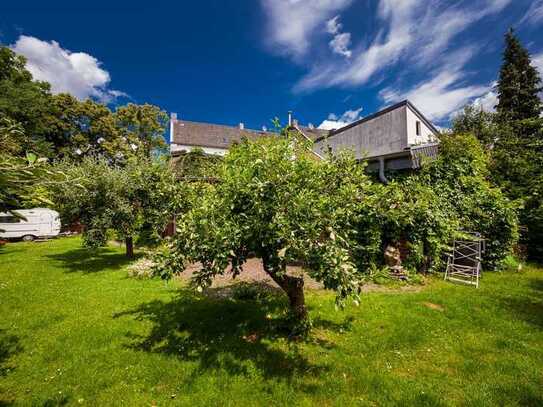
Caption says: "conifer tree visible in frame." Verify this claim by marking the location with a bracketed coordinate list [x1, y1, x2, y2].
[496, 28, 542, 121]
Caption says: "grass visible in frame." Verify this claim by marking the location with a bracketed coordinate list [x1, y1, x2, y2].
[1, 237, 542, 406]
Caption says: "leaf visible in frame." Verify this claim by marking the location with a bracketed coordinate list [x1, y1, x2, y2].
[26, 152, 37, 164]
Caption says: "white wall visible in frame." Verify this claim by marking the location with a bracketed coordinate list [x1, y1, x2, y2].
[406, 107, 436, 146]
[170, 143, 227, 156]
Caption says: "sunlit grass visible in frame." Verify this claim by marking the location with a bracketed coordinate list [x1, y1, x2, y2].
[1, 237, 542, 405]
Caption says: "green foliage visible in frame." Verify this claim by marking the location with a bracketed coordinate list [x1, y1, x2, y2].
[172, 147, 222, 179]
[48, 95, 169, 163]
[0, 116, 25, 156]
[0, 152, 62, 213]
[490, 119, 543, 260]
[452, 104, 500, 147]
[114, 103, 169, 157]
[0, 47, 57, 156]
[454, 66, 542, 261]
[355, 133, 517, 272]
[51, 156, 177, 256]
[420, 133, 518, 269]
[371, 178, 456, 273]
[496, 28, 542, 121]
[0, 45, 168, 161]
[156, 133, 374, 321]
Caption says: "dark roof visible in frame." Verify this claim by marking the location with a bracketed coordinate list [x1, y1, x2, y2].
[295, 126, 329, 141]
[313, 100, 440, 143]
[171, 120, 275, 149]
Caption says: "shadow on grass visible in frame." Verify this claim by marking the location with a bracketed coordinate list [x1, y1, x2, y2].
[46, 247, 139, 274]
[0, 329, 22, 406]
[114, 285, 337, 385]
[0, 329, 21, 378]
[497, 274, 543, 328]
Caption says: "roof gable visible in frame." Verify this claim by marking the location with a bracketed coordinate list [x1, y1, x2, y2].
[314, 100, 439, 143]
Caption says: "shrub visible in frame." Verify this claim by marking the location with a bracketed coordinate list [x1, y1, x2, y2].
[420, 133, 519, 269]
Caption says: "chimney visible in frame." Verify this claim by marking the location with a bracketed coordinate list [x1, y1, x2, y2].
[288, 111, 293, 127]
[293, 119, 299, 127]
[169, 113, 177, 144]
[308, 123, 314, 129]
[239, 122, 244, 130]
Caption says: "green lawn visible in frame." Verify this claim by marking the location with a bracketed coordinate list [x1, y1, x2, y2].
[1, 237, 542, 406]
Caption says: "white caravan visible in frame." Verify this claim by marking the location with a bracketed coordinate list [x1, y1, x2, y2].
[0, 208, 61, 241]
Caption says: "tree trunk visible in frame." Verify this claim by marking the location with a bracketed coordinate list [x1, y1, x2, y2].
[263, 255, 308, 321]
[125, 236, 134, 258]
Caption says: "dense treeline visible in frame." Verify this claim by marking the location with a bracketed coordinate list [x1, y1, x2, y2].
[453, 29, 543, 260]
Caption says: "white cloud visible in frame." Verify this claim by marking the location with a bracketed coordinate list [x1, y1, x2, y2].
[293, 0, 512, 92]
[471, 89, 498, 112]
[326, 15, 341, 35]
[260, 0, 352, 60]
[379, 48, 491, 121]
[484, 0, 511, 13]
[329, 32, 352, 58]
[318, 106, 363, 129]
[318, 119, 349, 130]
[533, 52, 543, 75]
[305, 0, 419, 90]
[11, 35, 126, 102]
[520, 0, 543, 25]
[325, 15, 352, 57]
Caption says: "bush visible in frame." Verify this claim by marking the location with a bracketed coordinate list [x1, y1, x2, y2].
[355, 133, 519, 273]
[420, 133, 519, 270]
[371, 178, 457, 273]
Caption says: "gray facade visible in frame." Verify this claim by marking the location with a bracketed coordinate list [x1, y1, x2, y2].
[312, 100, 439, 171]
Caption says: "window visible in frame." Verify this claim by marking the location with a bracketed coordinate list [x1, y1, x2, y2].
[0, 216, 21, 223]
[416, 121, 421, 136]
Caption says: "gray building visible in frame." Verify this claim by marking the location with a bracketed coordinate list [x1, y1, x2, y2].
[312, 100, 439, 180]
[169, 100, 440, 178]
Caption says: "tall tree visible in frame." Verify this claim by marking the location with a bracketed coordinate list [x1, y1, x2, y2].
[0, 47, 57, 156]
[496, 28, 542, 121]
[114, 104, 168, 157]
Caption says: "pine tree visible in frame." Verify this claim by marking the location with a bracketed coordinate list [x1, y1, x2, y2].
[496, 28, 542, 121]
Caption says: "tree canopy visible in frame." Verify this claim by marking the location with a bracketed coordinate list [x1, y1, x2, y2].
[155, 134, 373, 326]
[496, 28, 542, 121]
[0, 45, 168, 162]
[51, 156, 176, 257]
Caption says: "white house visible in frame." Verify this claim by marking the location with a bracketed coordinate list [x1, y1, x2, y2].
[169, 100, 440, 179]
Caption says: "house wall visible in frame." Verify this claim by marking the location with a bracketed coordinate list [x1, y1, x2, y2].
[314, 105, 408, 160]
[406, 107, 436, 146]
[170, 144, 227, 156]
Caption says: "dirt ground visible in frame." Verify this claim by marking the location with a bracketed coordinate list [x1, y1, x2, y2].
[178, 258, 324, 290]
[177, 258, 424, 294]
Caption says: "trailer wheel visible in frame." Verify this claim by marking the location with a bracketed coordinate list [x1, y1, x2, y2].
[21, 235, 36, 242]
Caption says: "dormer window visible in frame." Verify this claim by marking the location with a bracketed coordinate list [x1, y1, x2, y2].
[416, 120, 421, 136]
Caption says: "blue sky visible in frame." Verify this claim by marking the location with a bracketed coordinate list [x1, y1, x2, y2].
[1, 0, 542, 130]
